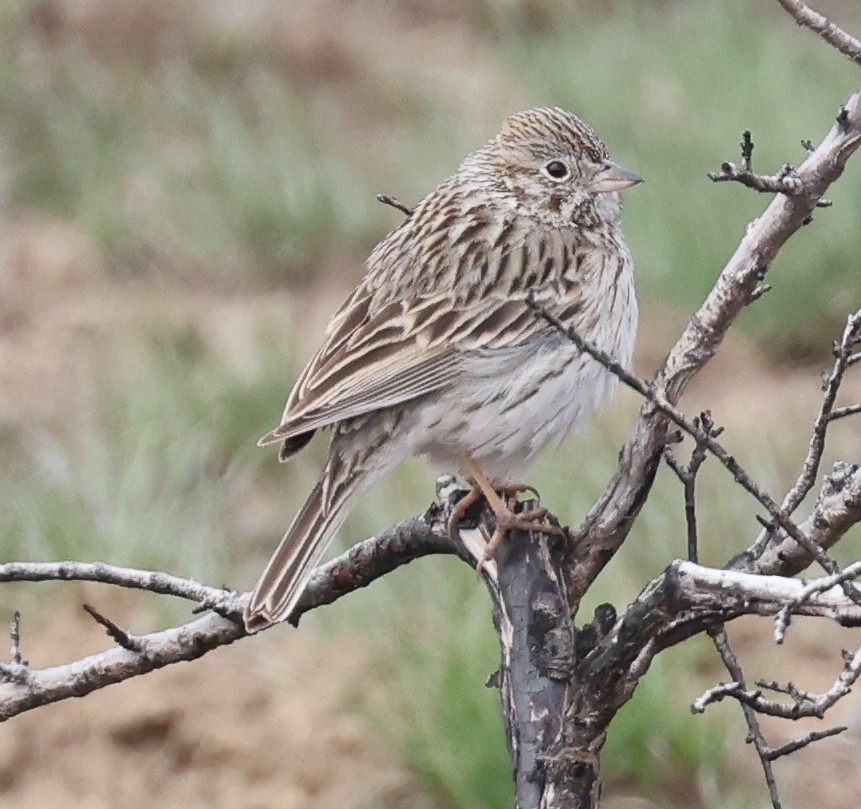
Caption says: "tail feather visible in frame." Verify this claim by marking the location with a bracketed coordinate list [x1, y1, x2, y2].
[244, 474, 357, 632]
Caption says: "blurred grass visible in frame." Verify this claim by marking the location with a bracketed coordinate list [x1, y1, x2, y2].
[0, 328, 302, 622]
[0, 37, 383, 282]
[0, 1, 858, 348]
[1, 1, 860, 807]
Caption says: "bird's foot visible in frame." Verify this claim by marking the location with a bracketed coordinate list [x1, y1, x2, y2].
[446, 485, 483, 537]
[489, 481, 542, 503]
[476, 503, 565, 575]
[445, 467, 565, 575]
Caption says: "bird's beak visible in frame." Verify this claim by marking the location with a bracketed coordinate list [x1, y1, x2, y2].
[590, 161, 643, 193]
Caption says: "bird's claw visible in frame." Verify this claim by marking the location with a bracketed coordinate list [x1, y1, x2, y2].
[473, 506, 566, 575]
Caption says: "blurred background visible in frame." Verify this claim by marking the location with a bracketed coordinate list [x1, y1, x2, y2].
[1, 0, 860, 807]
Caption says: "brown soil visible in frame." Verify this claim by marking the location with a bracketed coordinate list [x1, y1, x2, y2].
[2, 3, 860, 808]
[1, 608, 436, 809]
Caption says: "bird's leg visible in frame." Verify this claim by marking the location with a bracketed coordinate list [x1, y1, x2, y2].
[459, 457, 566, 574]
[487, 481, 542, 504]
[446, 485, 483, 538]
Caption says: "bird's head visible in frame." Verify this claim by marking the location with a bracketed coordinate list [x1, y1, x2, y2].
[468, 106, 642, 229]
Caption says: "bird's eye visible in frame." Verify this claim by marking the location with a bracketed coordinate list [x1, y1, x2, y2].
[543, 160, 569, 180]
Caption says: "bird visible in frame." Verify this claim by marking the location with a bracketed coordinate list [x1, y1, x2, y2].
[244, 106, 641, 632]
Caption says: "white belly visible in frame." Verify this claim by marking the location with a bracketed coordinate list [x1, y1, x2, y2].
[415, 303, 636, 480]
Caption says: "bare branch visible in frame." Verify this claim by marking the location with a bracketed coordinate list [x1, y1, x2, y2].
[774, 560, 861, 643]
[0, 561, 234, 608]
[0, 609, 242, 721]
[529, 296, 843, 580]
[82, 604, 145, 653]
[707, 162, 802, 193]
[697, 625, 854, 806]
[289, 513, 457, 621]
[0, 613, 32, 687]
[697, 642, 861, 720]
[0, 514, 454, 720]
[750, 309, 861, 561]
[631, 490, 861, 670]
[707, 627, 782, 809]
[645, 464, 861, 665]
[708, 130, 805, 193]
[776, 0, 861, 63]
[738, 461, 861, 578]
[765, 726, 848, 760]
[540, 89, 861, 608]
[9, 612, 23, 667]
[692, 679, 752, 713]
[582, 556, 861, 724]
[829, 402, 861, 421]
[663, 411, 723, 563]
[666, 561, 861, 625]
[375, 193, 414, 217]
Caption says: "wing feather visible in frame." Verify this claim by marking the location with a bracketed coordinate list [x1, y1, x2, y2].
[261, 202, 585, 449]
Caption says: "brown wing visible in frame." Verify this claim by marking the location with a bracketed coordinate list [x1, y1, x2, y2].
[258, 291, 550, 448]
[260, 201, 585, 452]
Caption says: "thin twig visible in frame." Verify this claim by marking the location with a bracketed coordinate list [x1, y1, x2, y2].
[775, 0, 861, 63]
[9, 612, 23, 667]
[829, 402, 861, 421]
[663, 412, 723, 563]
[0, 612, 32, 685]
[662, 449, 699, 562]
[82, 604, 144, 653]
[708, 626, 783, 809]
[750, 309, 861, 559]
[765, 726, 847, 760]
[698, 642, 861, 719]
[526, 295, 842, 580]
[376, 193, 414, 217]
[774, 560, 861, 643]
[708, 131, 806, 192]
[709, 162, 804, 193]
[741, 130, 754, 170]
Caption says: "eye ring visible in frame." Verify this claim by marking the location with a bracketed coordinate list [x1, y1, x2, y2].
[542, 160, 570, 181]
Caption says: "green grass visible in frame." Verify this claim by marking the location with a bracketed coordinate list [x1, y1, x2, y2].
[2, 1, 860, 805]
[0, 327, 298, 622]
[0, 45, 384, 282]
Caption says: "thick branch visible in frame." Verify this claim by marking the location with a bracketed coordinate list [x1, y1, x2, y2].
[564, 90, 861, 602]
[581, 555, 861, 717]
[652, 462, 861, 654]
